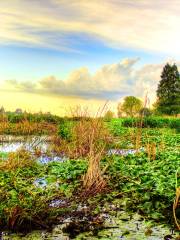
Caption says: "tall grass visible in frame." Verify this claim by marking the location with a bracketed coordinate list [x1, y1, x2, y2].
[0, 149, 36, 171]
[0, 120, 57, 135]
[173, 168, 180, 230]
[55, 105, 112, 196]
[81, 117, 109, 196]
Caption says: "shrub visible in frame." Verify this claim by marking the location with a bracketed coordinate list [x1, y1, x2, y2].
[121, 117, 180, 129]
[121, 117, 139, 127]
[58, 121, 74, 141]
[169, 118, 180, 133]
[0, 149, 36, 171]
[104, 111, 114, 122]
[7, 112, 62, 124]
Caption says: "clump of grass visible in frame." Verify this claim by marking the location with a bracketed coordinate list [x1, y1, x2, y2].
[55, 106, 112, 159]
[146, 142, 157, 160]
[71, 117, 110, 158]
[82, 125, 108, 197]
[55, 105, 112, 195]
[0, 120, 57, 136]
[173, 187, 180, 230]
[0, 149, 36, 171]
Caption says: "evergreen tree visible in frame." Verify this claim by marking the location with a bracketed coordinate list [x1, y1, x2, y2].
[156, 63, 180, 115]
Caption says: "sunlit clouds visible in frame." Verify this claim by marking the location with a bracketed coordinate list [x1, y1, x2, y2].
[4, 58, 162, 101]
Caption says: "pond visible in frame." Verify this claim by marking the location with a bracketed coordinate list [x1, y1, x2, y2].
[0, 135, 66, 164]
[1, 211, 179, 239]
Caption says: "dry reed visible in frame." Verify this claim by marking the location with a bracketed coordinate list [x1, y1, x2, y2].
[0, 149, 35, 170]
[173, 169, 180, 230]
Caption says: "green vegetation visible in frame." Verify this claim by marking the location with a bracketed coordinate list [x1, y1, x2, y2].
[156, 63, 180, 115]
[0, 120, 179, 235]
[0, 150, 87, 230]
[0, 112, 61, 135]
[107, 150, 179, 220]
[103, 110, 115, 121]
[2, 112, 63, 124]
[107, 117, 180, 135]
[58, 120, 74, 141]
[0, 121, 57, 135]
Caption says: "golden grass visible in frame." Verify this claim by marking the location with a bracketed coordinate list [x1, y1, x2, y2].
[173, 187, 180, 230]
[0, 149, 35, 171]
[0, 121, 57, 135]
[145, 142, 156, 160]
[173, 169, 180, 230]
[54, 105, 111, 196]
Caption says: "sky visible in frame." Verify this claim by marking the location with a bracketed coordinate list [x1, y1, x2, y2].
[0, 0, 180, 116]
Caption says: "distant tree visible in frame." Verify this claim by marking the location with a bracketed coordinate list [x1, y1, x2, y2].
[139, 107, 152, 117]
[15, 108, 23, 114]
[0, 106, 5, 114]
[104, 110, 114, 121]
[121, 96, 143, 117]
[0, 106, 7, 122]
[156, 63, 180, 115]
[152, 99, 162, 115]
[117, 103, 123, 117]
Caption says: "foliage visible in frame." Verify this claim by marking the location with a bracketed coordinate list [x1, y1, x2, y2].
[0, 115, 180, 233]
[156, 63, 180, 115]
[139, 107, 152, 117]
[0, 121, 57, 135]
[120, 96, 143, 117]
[6, 112, 63, 124]
[169, 118, 180, 133]
[58, 120, 74, 141]
[120, 116, 180, 129]
[0, 149, 36, 171]
[106, 149, 180, 220]
[105, 118, 123, 136]
[47, 160, 87, 181]
[104, 110, 114, 122]
[117, 102, 123, 117]
[0, 155, 87, 230]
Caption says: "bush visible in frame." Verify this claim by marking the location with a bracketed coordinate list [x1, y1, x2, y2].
[0, 149, 36, 171]
[143, 117, 170, 128]
[121, 118, 137, 127]
[58, 121, 74, 141]
[121, 117, 180, 129]
[169, 118, 180, 133]
[7, 113, 63, 124]
[7, 114, 25, 123]
[104, 111, 114, 122]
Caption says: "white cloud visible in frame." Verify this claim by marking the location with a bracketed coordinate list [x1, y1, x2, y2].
[4, 58, 170, 103]
[1, 0, 180, 54]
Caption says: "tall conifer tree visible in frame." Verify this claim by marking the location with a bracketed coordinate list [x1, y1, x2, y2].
[157, 63, 180, 115]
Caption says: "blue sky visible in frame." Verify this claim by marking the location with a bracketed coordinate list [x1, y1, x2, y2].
[0, 37, 169, 81]
[0, 0, 180, 115]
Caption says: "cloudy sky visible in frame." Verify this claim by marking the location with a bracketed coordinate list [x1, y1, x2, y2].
[0, 0, 180, 115]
